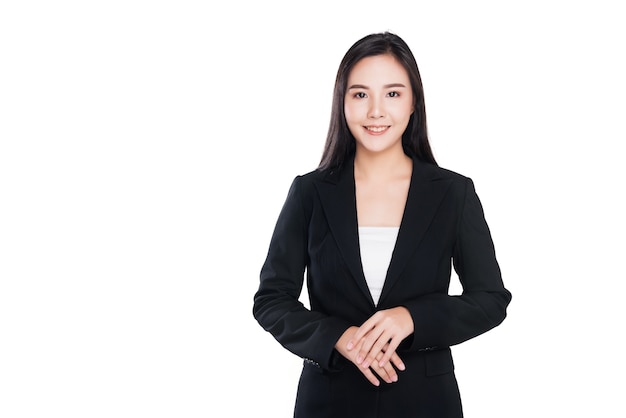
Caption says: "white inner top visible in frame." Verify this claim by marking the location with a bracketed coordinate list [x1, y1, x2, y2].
[358, 226, 400, 306]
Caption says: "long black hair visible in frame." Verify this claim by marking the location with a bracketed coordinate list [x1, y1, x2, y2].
[318, 32, 437, 170]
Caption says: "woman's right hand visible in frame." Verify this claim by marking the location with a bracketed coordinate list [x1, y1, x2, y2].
[334, 326, 405, 386]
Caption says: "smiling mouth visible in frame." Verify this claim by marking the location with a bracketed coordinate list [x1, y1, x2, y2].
[365, 126, 390, 133]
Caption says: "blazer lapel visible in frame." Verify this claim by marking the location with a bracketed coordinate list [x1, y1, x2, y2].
[378, 159, 453, 305]
[313, 158, 454, 308]
[313, 160, 375, 305]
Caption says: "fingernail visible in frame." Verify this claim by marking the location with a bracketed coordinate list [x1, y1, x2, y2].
[399, 363, 406, 371]
[362, 360, 370, 368]
[347, 341, 353, 350]
[392, 375, 398, 382]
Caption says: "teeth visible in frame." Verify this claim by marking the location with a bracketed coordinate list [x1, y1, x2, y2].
[366, 126, 388, 132]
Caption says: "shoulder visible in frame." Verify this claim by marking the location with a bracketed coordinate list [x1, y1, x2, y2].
[292, 164, 345, 189]
[412, 161, 480, 203]
[414, 160, 470, 183]
[289, 168, 324, 190]
[279, 168, 326, 205]
[297, 167, 327, 182]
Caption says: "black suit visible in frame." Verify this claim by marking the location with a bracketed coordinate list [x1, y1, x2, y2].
[253, 157, 511, 417]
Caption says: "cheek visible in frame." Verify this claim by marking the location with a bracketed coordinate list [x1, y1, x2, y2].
[344, 96, 370, 114]
[391, 101, 414, 122]
[343, 103, 358, 125]
[343, 106, 351, 120]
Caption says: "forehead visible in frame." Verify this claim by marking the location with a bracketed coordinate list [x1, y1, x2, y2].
[347, 54, 410, 84]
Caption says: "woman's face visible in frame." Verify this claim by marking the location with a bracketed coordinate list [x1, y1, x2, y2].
[344, 54, 414, 156]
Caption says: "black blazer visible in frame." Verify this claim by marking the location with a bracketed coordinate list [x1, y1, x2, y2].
[253, 157, 511, 418]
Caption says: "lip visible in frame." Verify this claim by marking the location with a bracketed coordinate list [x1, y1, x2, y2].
[364, 125, 390, 135]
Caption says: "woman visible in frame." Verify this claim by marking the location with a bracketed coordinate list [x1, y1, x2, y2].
[253, 32, 511, 417]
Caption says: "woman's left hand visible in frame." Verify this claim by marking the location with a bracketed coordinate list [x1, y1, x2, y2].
[347, 306, 414, 370]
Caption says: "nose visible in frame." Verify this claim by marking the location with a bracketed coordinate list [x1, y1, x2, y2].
[367, 95, 384, 119]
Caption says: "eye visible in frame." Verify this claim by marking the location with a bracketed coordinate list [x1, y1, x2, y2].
[387, 91, 400, 97]
[353, 92, 367, 99]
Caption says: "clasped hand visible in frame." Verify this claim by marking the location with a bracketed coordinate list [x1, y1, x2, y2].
[334, 306, 414, 386]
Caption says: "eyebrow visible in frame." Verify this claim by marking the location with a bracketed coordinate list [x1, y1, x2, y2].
[347, 83, 407, 90]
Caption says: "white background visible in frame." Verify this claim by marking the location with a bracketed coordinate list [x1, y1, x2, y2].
[1, 1, 624, 417]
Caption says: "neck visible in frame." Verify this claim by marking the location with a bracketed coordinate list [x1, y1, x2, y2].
[354, 148, 412, 181]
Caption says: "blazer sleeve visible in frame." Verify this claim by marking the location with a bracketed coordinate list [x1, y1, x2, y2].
[252, 176, 352, 370]
[403, 177, 512, 351]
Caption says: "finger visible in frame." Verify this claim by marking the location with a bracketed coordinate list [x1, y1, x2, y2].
[378, 337, 402, 368]
[351, 313, 382, 345]
[388, 350, 406, 371]
[348, 323, 375, 351]
[356, 327, 384, 366]
[376, 343, 405, 371]
[371, 364, 396, 384]
[358, 366, 380, 386]
[361, 330, 391, 369]
[368, 353, 394, 384]
[381, 362, 398, 382]
[356, 325, 385, 364]
[375, 354, 399, 383]
[352, 337, 366, 365]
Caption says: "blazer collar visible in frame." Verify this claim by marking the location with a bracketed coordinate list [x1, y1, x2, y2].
[313, 157, 453, 307]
